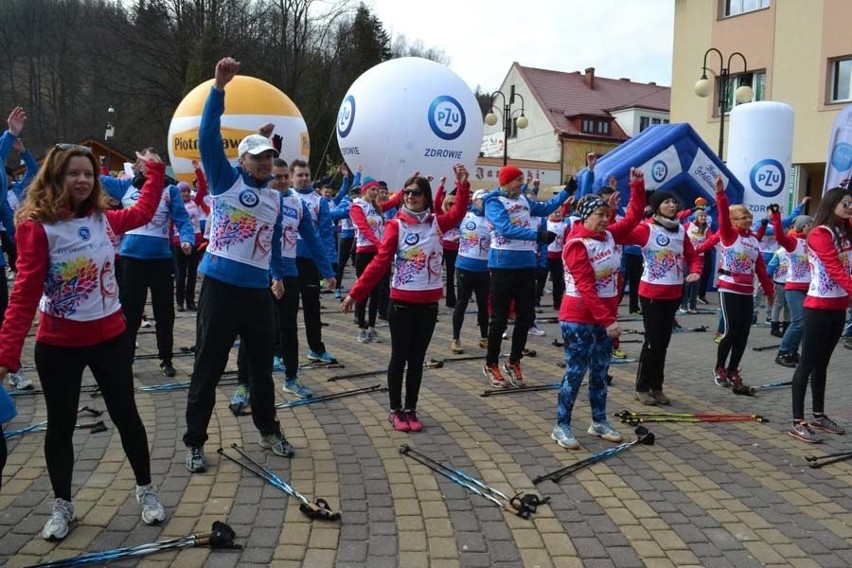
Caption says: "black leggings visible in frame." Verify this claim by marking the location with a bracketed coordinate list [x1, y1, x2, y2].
[547, 258, 565, 310]
[387, 301, 438, 411]
[355, 251, 387, 329]
[35, 332, 151, 500]
[452, 268, 489, 340]
[336, 237, 354, 290]
[487, 268, 536, 365]
[173, 245, 201, 305]
[121, 257, 175, 361]
[443, 248, 458, 305]
[716, 291, 753, 371]
[635, 296, 680, 392]
[621, 254, 643, 313]
[791, 308, 846, 421]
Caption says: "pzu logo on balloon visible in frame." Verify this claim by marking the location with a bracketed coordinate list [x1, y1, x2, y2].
[428, 96, 466, 141]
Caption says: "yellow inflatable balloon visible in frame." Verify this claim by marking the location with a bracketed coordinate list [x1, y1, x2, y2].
[167, 76, 309, 183]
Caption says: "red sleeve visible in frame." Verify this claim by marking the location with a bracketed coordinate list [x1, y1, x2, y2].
[716, 190, 737, 247]
[104, 162, 166, 235]
[683, 235, 703, 275]
[809, 227, 852, 296]
[437, 181, 470, 232]
[609, 179, 646, 242]
[434, 184, 446, 214]
[350, 201, 381, 247]
[773, 212, 797, 252]
[380, 190, 400, 212]
[755, 222, 767, 241]
[348, 220, 399, 302]
[100, 165, 110, 176]
[563, 240, 616, 327]
[0, 221, 49, 371]
[677, 208, 692, 221]
[193, 168, 209, 210]
[695, 231, 720, 254]
[754, 254, 774, 297]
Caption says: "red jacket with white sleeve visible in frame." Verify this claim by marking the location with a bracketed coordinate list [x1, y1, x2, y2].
[349, 182, 469, 304]
[0, 162, 166, 372]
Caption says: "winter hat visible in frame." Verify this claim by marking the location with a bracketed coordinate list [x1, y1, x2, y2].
[361, 176, 380, 192]
[793, 215, 813, 233]
[498, 165, 524, 186]
[177, 181, 192, 191]
[577, 196, 609, 221]
[694, 197, 708, 209]
[648, 190, 677, 214]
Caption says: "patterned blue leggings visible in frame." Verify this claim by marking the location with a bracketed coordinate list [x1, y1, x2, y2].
[557, 322, 612, 425]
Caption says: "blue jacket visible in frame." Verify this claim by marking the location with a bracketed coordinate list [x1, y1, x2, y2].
[294, 187, 336, 263]
[0, 130, 17, 265]
[10, 150, 37, 200]
[484, 188, 570, 269]
[197, 87, 284, 286]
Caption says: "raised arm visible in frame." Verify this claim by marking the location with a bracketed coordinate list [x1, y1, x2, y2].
[199, 57, 241, 194]
[715, 176, 737, 247]
[106, 155, 166, 234]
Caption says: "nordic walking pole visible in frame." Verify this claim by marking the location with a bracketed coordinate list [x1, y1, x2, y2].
[399, 445, 549, 515]
[481, 383, 559, 397]
[533, 426, 655, 485]
[22, 521, 241, 567]
[4, 407, 104, 438]
[218, 445, 341, 521]
[754, 380, 792, 390]
[805, 449, 852, 469]
[327, 359, 444, 382]
[276, 384, 386, 408]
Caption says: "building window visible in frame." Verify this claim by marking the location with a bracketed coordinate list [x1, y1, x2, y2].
[582, 118, 594, 133]
[581, 118, 610, 135]
[639, 116, 650, 132]
[597, 121, 610, 135]
[508, 117, 519, 139]
[830, 57, 852, 103]
[716, 70, 766, 115]
[723, 0, 770, 17]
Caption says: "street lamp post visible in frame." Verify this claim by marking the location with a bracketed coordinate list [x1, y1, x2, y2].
[105, 106, 115, 141]
[694, 48, 754, 159]
[484, 84, 529, 166]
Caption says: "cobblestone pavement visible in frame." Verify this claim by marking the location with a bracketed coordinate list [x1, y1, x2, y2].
[2, 281, 852, 567]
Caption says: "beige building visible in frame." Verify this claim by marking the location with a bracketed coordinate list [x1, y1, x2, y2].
[671, 0, 852, 205]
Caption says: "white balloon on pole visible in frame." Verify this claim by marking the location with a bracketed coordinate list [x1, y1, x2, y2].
[336, 57, 484, 192]
[726, 101, 794, 215]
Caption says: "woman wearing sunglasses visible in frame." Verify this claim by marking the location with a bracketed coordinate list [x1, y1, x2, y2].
[787, 187, 852, 443]
[0, 144, 168, 540]
[342, 163, 470, 432]
[712, 176, 777, 392]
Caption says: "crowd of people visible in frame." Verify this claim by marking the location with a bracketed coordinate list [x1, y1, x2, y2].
[0, 56, 851, 542]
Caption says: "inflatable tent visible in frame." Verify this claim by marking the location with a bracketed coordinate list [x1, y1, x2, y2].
[576, 122, 745, 218]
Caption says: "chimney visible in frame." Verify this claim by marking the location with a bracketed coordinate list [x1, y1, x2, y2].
[584, 67, 595, 89]
[648, 81, 657, 86]
[619, 78, 630, 82]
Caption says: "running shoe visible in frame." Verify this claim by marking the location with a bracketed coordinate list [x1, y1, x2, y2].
[185, 446, 208, 473]
[140, 316, 151, 329]
[388, 410, 410, 432]
[273, 356, 285, 372]
[159, 360, 176, 378]
[478, 337, 488, 349]
[334, 288, 342, 300]
[357, 329, 369, 343]
[502, 360, 525, 388]
[230, 384, 250, 408]
[6, 370, 33, 390]
[713, 366, 729, 387]
[697, 296, 709, 305]
[308, 351, 337, 364]
[728, 368, 748, 389]
[551, 423, 580, 449]
[677, 308, 688, 315]
[450, 339, 464, 354]
[612, 349, 627, 359]
[630, 309, 642, 316]
[283, 377, 313, 399]
[774, 352, 798, 368]
[404, 410, 423, 432]
[809, 415, 845, 435]
[136, 484, 166, 525]
[528, 325, 546, 337]
[587, 421, 623, 443]
[650, 389, 670, 405]
[713, 333, 722, 344]
[42, 498, 74, 541]
[259, 432, 295, 457]
[788, 422, 822, 444]
[634, 391, 657, 406]
[367, 328, 382, 343]
[483, 363, 507, 388]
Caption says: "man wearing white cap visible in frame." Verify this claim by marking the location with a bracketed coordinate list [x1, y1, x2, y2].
[183, 57, 293, 474]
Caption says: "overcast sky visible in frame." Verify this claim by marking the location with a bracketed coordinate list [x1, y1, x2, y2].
[366, 0, 676, 93]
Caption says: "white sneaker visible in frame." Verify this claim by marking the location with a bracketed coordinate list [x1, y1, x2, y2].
[528, 325, 546, 337]
[136, 484, 166, 525]
[42, 498, 74, 541]
[7, 371, 33, 390]
[367, 328, 381, 343]
[357, 329, 369, 343]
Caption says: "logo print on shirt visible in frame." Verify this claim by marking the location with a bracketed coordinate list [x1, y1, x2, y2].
[655, 234, 670, 247]
[465, 221, 476, 230]
[239, 190, 260, 208]
[404, 233, 420, 246]
[78, 227, 91, 241]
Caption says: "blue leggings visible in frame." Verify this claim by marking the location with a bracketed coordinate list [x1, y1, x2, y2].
[557, 322, 612, 425]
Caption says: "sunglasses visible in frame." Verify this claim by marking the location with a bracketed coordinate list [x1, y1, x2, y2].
[403, 188, 423, 196]
[55, 143, 92, 153]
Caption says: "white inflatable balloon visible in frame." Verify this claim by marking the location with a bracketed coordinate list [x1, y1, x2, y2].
[727, 101, 794, 215]
[336, 57, 484, 191]
[168, 76, 309, 184]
